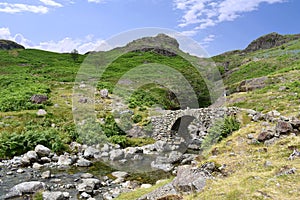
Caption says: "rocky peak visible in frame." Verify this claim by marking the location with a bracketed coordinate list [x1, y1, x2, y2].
[0, 40, 25, 50]
[127, 33, 179, 49]
[244, 32, 300, 52]
[125, 34, 180, 56]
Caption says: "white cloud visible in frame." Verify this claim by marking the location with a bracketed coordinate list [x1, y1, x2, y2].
[0, 2, 49, 14]
[180, 30, 198, 37]
[0, 27, 106, 54]
[174, 0, 287, 29]
[34, 37, 106, 54]
[201, 34, 215, 44]
[0, 27, 11, 39]
[87, 0, 105, 3]
[39, 0, 63, 7]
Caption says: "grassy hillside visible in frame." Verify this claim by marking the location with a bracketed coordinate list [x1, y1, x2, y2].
[0, 33, 299, 199]
[212, 34, 300, 115]
[0, 41, 211, 158]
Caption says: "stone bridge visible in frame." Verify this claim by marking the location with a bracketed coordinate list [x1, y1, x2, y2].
[150, 107, 239, 148]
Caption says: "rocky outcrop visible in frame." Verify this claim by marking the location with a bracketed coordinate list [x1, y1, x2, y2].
[138, 165, 212, 200]
[3, 181, 45, 199]
[30, 95, 48, 104]
[125, 33, 180, 57]
[0, 40, 25, 50]
[237, 76, 267, 92]
[244, 32, 300, 52]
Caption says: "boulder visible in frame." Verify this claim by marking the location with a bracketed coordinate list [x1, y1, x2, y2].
[100, 89, 109, 98]
[111, 171, 128, 180]
[58, 155, 73, 166]
[77, 178, 101, 193]
[32, 162, 43, 170]
[83, 146, 100, 159]
[37, 109, 47, 116]
[138, 182, 180, 200]
[151, 157, 174, 172]
[172, 165, 210, 193]
[3, 181, 45, 199]
[110, 149, 124, 161]
[41, 170, 51, 179]
[35, 144, 51, 157]
[76, 157, 92, 167]
[257, 131, 274, 142]
[43, 191, 70, 200]
[30, 95, 48, 104]
[26, 151, 38, 162]
[275, 120, 293, 134]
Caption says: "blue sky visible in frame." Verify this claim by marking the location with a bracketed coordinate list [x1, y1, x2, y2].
[0, 0, 299, 56]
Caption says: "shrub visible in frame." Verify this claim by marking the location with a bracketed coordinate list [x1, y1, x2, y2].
[76, 119, 107, 145]
[0, 129, 68, 159]
[132, 114, 142, 123]
[102, 115, 126, 137]
[201, 116, 240, 151]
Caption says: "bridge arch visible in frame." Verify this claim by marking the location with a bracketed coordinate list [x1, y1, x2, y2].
[170, 115, 197, 142]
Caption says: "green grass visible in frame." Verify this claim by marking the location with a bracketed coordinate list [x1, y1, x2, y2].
[0, 44, 211, 158]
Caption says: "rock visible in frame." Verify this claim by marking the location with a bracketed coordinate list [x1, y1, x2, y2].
[6, 171, 13, 175]
[172, 165, 211, 193]
[35, 144, 51, 157]
[151, 158, 174, 172]
[76, 157, 92, 167]
[153, 141, 171, 152]
[200, 162, 216, 172]
[83, 146, 100, 159]
[140, 184, 152, 189]
[81, 173, 94, 179]
[40, 157, 52, 164]
[290, 118, 300, 130]
[37, 109, 47, 116]
[41, 170, 51, 179]
[237, 77, 267, 92]
[257, 131, 273, 142]
[264, 161, 272, 167]
[264, 137, 279, 146]
[275, 120, 293, 134]
[288, 149, 300, 160]
[111, 171, 128, 180]
[77, 178, 101, 193]
[43, 191, 70, 200]
[26, 151, 38, 162]
[70, 142, 84, 153]
[276, 167, 297, 176]
[101, 143, 110, 152]
[0, 40, 25, 50]
[244, 32, 288, 52]
[32, 163, 43, 170]
[100, 89, 109, 98]
[58, 155, 73, 166]
[30, 95, 48, 104]
[110, 149, 124, 161]
[21, 155, 31, 166]
[168, 151, 183, 164]
[127, 125, 145, 138]
[267, 110, 281, 118]
[247, 134, 254, 139]
[3, 181, 45, 199]
[16, 168, 25, 173]
[138, 182, 180, 200]
[80, 192, 91, 199]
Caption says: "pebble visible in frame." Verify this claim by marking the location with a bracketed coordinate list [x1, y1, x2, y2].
[16, 168, 25, 173]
